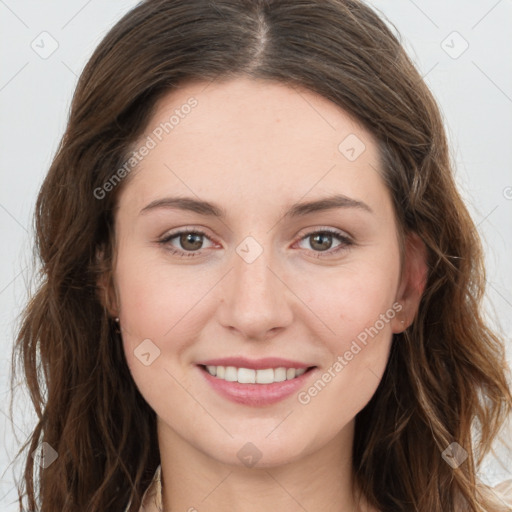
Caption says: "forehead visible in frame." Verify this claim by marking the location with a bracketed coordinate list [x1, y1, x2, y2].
[117, 77, 389, 218]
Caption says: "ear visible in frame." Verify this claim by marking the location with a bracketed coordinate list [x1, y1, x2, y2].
[95, 247, 119, 318]
[391, 231, 428, 333]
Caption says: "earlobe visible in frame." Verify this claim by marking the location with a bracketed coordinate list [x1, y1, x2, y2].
[392, 231, 429, 333]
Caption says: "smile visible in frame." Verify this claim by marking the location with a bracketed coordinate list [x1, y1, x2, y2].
[203, 365, 309, 384]
[197, 363, 317, 406]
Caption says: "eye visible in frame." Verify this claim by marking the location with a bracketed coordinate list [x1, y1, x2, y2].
[158, 228, 215, 257]
[295, 228, 353, 258]
[158, 227, 353, 259]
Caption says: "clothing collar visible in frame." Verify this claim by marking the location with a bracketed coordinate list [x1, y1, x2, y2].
[124, 464, 162, 512]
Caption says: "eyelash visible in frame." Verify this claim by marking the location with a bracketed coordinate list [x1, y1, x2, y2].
[157, 227, 353, 259]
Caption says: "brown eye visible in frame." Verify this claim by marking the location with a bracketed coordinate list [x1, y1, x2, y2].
[178, 232, 204, 251]
[296, 229, 353, 258]
[158, 229, 214, 257]
[309, 232, 335, 251]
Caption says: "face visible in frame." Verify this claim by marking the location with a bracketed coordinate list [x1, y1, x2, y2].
[109, 77, 425, 468]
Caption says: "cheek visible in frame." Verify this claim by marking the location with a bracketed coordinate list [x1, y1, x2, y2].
[113, 246, 222, 390]
[290, 251, 400, 415]
[114, 246, 203, 338]
[294, 258, 400, 346]
[114, 250, 200, 405]
[294, 267, 398, 427]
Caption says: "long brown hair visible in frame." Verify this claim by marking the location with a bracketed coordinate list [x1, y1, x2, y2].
[9, 1, 512, 510]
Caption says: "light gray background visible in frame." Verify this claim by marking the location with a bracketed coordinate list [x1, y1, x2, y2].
[1, 1, 511, 510]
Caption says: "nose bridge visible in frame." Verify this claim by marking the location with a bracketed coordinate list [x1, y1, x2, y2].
[235, 235, 274, 292]
[218, 233, 292, 339]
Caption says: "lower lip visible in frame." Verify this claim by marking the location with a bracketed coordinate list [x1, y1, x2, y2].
[197, 365, 317, 406]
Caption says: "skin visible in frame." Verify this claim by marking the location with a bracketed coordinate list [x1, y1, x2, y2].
[106, 77, 427, 512]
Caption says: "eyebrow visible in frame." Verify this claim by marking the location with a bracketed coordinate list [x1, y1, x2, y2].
[139, 193, 373, 218]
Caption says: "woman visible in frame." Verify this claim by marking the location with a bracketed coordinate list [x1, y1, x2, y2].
[10, 0, 512, 511]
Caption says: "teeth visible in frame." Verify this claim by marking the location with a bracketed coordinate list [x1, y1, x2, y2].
[238, 367, 256, 383]
[224, 366, 238, 382]
[274, 367, 287, 382]
[256, 368, 274, 384]
[204, 365, 308, 383]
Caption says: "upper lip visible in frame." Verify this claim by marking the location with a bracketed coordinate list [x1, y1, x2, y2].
[196, 357, 315, 370]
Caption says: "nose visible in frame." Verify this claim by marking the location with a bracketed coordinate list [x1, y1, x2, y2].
[216, 239, 294, 341]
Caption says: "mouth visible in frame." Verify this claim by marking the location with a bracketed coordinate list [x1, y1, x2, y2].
[198, 364, 317, 384]
[197, 363, 318, 406]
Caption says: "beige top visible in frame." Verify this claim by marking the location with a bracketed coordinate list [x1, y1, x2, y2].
[128, 465, 512, 511]
[131, 465, 163, 512]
